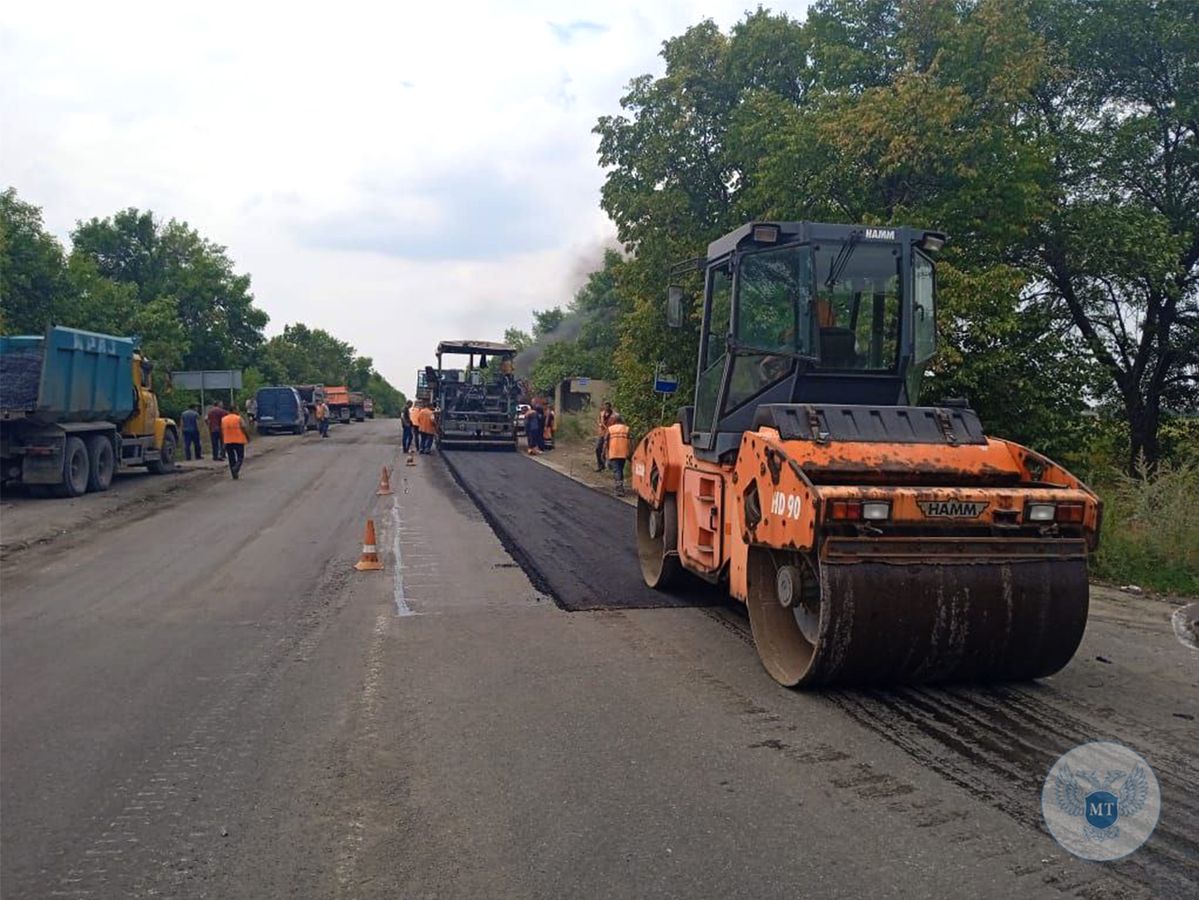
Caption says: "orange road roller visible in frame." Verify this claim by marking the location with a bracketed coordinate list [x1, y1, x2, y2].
[632, 221, 1100, 687]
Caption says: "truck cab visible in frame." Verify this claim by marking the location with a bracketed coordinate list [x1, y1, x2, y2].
[681, 221, 943, 460]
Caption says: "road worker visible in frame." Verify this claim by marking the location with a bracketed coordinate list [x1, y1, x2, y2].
[524, 402, 545, 455]
[221, 403, 251, 479]
[544, 404, 556, 450]
[206, 400, 226, 461]
[400, 400, 415, 453]
[414, 403, 427, 453]
[604, 414, 631, 495]
[595, 401, 614, 471]
[417, 402, 438, 454]
[314, 399, 330, 438]
[181, 403, 202, 461]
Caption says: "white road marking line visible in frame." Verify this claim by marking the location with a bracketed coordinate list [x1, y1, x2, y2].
[390, 499, 416, 617]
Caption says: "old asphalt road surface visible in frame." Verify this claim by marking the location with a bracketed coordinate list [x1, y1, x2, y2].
[0, 421, 1193, 899]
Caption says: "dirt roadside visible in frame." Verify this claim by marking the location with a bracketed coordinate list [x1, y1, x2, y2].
[529, 434, 636, 507]
[0, 430, 307, 561]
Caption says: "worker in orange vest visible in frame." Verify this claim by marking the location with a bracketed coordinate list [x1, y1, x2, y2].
[413, 404, 427, 453]
[314, 399, 330, 438]
[220, 404, 251, 479]
[603, 414, 631, 495]
[417, 402, 438, 454]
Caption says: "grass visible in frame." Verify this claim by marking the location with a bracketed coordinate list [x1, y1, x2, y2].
[1090, 460, 1199, 596]
[553, 411, 596, 443]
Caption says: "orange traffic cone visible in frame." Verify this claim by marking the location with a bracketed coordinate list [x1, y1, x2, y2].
[354, 518, 384, 571]
[376, 465, 393, 495]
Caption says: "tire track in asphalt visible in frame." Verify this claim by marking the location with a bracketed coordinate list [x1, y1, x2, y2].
[702, 607, 1197, 897]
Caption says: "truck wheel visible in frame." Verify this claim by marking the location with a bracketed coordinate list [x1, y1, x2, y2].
[55, 436, 91, 497]
[86, 435, 115, 492]
[147, 431, 176, 474]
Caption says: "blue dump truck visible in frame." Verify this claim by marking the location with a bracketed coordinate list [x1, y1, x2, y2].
[0, 326, 179, 497]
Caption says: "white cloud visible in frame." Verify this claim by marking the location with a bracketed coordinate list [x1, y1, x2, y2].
[1, 0, 806, 388]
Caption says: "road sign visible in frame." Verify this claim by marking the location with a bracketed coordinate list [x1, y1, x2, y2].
[171, 370, 243, 390]
[170, 369, 244, 406]
[654, 373, 679, 394]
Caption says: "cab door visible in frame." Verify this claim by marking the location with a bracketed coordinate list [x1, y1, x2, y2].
[691, 263, 733, 451]
[124, 356, 158, 438]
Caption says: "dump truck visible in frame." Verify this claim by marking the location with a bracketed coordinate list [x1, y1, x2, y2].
[632, 221, 1100, 687]
[348, 390, 366, 422]
[364, 397, 375, 419]
[433, 340, 519, 449]
[0, 326, 179, 497]
[325, 385, 352, 424]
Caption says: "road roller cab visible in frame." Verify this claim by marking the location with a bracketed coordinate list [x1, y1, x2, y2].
[632, 221, 1101, 687]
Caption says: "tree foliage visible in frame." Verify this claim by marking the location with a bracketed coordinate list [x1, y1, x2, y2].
[256, 323, 406, 415]
[1, 188, 75, 332]
[587, 0, 1197, 466]
[70, 208, 268, 370]
[1, 189, 406, 416]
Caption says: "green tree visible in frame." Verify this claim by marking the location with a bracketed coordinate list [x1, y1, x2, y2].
[1019, 0, 1199, 468]
[0, 188, 73, 333]
[1, 190, 192, 373]
[70, 209, 268, 370]
[591, 0, 1136, 455]
[257, 323, 355, 386]
[504, 327, 533, 353]
[347, 355, 374, 392]
[365, 371, 407, 416]
[532, 307, 565, 339]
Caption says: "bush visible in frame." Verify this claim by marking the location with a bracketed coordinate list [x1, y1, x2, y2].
[553, 411, 593, 443]
[1091, 459, 1199, 596]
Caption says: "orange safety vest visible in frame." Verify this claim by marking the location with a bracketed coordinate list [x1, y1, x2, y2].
[221, 412, 248, 445]
[418, 408, 437, 434]
[606, 423, 630, 460]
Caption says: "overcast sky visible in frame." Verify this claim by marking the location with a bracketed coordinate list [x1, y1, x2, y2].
[1, 1, 805, 389]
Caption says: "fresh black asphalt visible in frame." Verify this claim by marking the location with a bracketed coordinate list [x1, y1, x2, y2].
[440, 448, 719, 611]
